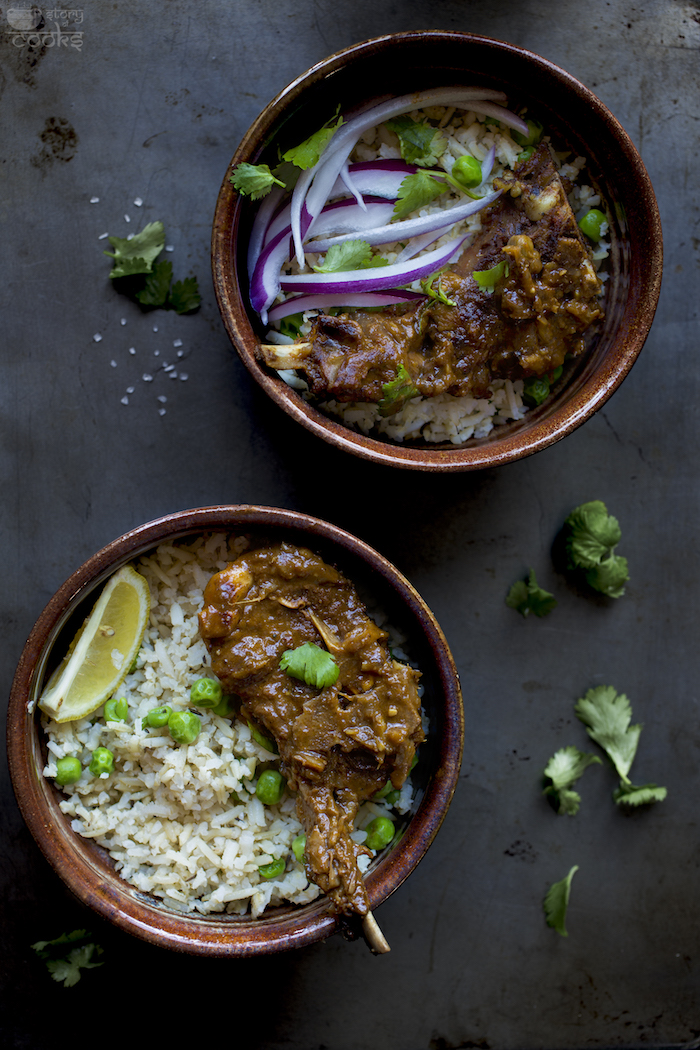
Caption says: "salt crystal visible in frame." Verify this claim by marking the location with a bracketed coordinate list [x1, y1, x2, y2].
[98, 232, 109, 239]
[128, 347, 136, 355]
[93, 333, 102, 342]
[173, 339, 183, 348]
[158, 408, 166, 416]
[177, 350, 184, 358]
[142, 374, 153, 382]
[126, 386, 135, 394]
[133, 197, 143, 206]
[124, 214, 131, 223]
[157, 395, 167, 403]
[153, 326, 159, 332]
[165, 245, 174, 252]
[90, 196, 99, 203]
[120, 318, 126, 326]
[110, 360, 117, 368]
[127, 233, 133, 240]
[154, 350, 160, 357]
[180, 373, 189, 381]
[120, 396, 129, 405]
[169, 371, 178, 379]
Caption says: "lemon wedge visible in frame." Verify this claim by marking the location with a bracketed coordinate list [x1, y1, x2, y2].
[38, 564, 151, 723]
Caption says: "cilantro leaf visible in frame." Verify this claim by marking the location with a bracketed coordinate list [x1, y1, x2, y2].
[543, 865, 579, 936]
[32, 930, 103, 987]
[313, 240, 373, 273]
[574, 685, 642, 781]
[280, 642, 339, 689]
[168, 275, 201, 314]
[563, 500, 622, 570]
[103, 221, 165, 278]
[543, 746, 602, 816]
[385, 115, 446, 167]
[392, 170, 448, 221]
[613, 781, 668, 807]
[472, 260, 509, 293]
[506, 569, 557, 618]
[421, 270, 456, 306]
[378, 363, 419, 417]
[135, 259, 172, 307]
[282, 111, 344, 170]
[230, 162, 286, 200]
[585, 554, 629, 599]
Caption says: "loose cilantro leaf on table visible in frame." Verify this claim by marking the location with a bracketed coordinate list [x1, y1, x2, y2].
[393, 170, 448, 222]
[543, 746, 602, 816]
[31, 929, 104, 987]
[562, 500, 629, 598]
[543, 865, 579, 936]
[104, 222, 200, 314]
[280, 642, 339, 689]
[378, 363, 419, 417]
[574, 685, 667, 807]
[385, 114, 446, 167]
[103, 220, 165, 278]
[312, 240, 387, 273]
[506, 569, 557, 618]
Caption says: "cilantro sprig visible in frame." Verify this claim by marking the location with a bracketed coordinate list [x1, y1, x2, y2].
[392, 170, 448, 221]
[312, 240, 388, 273]
[574, 685, 667, 807]
[103, 222, 201, 314]
[230, 112, 343, 199]
[542, 746, 602, 816]
[378, 363, 419, 417]
[506, 568, 557, 618]
[562, 501, 629, 598]
[280, 642, 339, 689]
[31, 929, 104, 987]
[543, 865, 579, 936]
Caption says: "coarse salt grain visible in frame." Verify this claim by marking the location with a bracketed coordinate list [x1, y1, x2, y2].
[165, 245, 174, 252]
[142, 374, 153, 382]
[120, 318, 127, 326]
[124, 214, 131, 223]
[133, 198, 143, 206]
[157, 395, 167, 403]
[169, 371, 178, 380]
[93, 333, 102, 342]
[90, 196, 99, 203]
[98, 232, 109, 239]
[180, 373, 188, 381]
[121, 396, 129, 405]
[110, 360, 117, 368]
[153, 326, 159, 332]
[158, 408, 166, 416]
[127, 386, 135, 394]
[173, 339, 183, 348]
[129, 347, 136, 355]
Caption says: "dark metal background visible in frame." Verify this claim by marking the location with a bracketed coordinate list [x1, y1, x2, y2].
[2, 2, 698, 1047]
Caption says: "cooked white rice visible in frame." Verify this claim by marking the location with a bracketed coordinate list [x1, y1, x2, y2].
[267, 103, 609, 445]
[41, 535, 415, 917]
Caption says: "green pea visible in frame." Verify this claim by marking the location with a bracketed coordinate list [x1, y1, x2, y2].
[211, 694, 234, 718]
[384, 789, 400, 805]
[247, 720, 277, 754]
[189, 677, 223, 709]
[255, 769, 285, 805]
[364, 816, 395, 851]
[523, 375, 551, 407]
[145, 704, 172, 728]
[88, 747, 114, 777]
[578, 208, 607, 242]
[512, 118, 543, 147]
[517, 146, 535, 163]
[104, 697, 128, 723]
[55, 756, 82, 786]
[451, 154, 482, 189]
[168, 710, 201, 745]
[259, 857, 286, 880]
[292, 834, 306, 863]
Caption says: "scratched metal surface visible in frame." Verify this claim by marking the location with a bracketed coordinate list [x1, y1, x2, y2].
[1, 2, 698, 1047]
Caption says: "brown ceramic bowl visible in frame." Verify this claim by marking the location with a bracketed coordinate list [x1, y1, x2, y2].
[212, 30, 662, 471]
[7, 506, 463, 957]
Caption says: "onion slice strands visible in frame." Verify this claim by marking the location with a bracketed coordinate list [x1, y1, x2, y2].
[305, 189, 501, 253]
[267, 289, 425, 322]
[279, 234, 470, 295]
[290, 87, 528, 265]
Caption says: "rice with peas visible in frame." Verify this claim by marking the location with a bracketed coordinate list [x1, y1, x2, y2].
[41, 534, 416, 917]
[268, 103, 610, 445]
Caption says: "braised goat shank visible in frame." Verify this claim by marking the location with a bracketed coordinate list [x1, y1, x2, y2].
[198, 543, 424, 916]
[263, 143, 603, 404]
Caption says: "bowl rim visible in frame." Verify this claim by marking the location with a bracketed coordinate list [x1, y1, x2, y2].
[7, 505, 464, 956]
[211, 29, 663, 471]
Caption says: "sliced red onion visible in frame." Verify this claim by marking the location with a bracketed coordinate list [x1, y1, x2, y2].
[393, 228, 445, 264]
[338, 159, 366, 210]
[268, 289, 425, 321]
[481, 143, 497, 183]
[305, 189, 500, 253]
[246, 182, 287, 278]
[328, 159, 417, 200]
[250, 226, 295, 321]
[279, 234, 470, 294]
[466, 101, 529, 136]
[290, 87, 510, 264]
[265, 196, 396, 249]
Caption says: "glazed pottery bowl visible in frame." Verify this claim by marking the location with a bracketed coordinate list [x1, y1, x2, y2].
[7, 506, 463, 957]
[212, 30, 662, 471]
